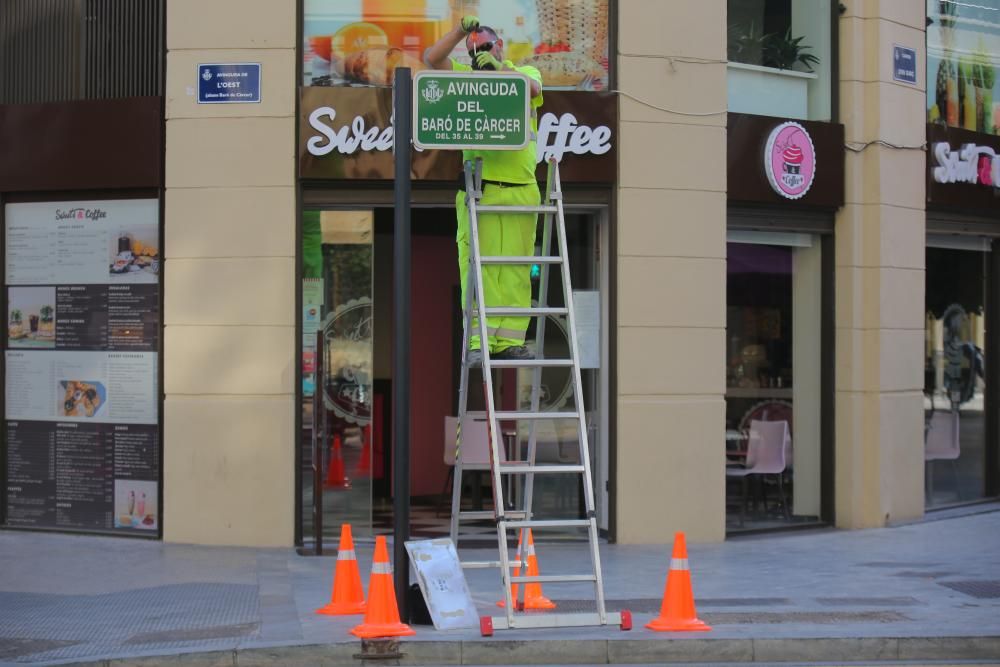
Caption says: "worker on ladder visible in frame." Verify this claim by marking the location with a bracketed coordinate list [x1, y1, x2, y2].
[424, 15, 544, 365]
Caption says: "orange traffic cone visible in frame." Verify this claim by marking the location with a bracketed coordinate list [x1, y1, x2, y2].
[316, 524, 366, 615]
[354, 425, 372, 477]
[350, 536, 415, 638]
[324, 433, 351, 490]
[646, 532, 711, 632]
[496, 530, 524, 608]
[498, 529, 556, 610]
[521, 529, 556, 610]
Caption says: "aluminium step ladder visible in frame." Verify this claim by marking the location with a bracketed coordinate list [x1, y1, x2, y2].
[450, 156, 630, 635]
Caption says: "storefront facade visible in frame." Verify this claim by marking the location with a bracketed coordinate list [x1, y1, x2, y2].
[6, 1, 993, 547]
[924, 0, 1000, 509]
[1, 1, 165, 537]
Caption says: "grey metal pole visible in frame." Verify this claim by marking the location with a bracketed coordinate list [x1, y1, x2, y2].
[392, 67, 412, 619]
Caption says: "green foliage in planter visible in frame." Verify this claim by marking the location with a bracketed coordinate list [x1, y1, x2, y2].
[728, 23, 819, 73]
[728, 21, 770, 65]
[761, 28, 819, 73]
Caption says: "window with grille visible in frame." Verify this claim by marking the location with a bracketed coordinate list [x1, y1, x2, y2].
[0, 0, 164, 105]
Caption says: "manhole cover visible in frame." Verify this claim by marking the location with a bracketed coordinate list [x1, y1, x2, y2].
[702, 611, 909, 624]
[816, 596, 921, 606]
[552, 598, 793, 614]
[939, 580, 1000, 599]
[124, 621, 259, 645]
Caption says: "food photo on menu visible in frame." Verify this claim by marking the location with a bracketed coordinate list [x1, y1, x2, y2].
[108, 226, 159, 281]
[7, 286, 56, 348]
[58, 380, 107, 418]
[114, 479, 157, 530]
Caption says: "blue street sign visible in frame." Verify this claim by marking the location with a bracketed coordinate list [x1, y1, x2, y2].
[197, 63, 261, 104]
[892, 45, 917, 85]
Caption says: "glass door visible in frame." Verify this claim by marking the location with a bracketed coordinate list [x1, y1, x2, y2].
[924, 236, 991, 507]
[301, 210, 375, 542]
[725, 231, 825, 532]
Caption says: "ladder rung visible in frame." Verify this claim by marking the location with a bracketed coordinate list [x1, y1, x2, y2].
[458, 510, 527, 520]
[490, 611, 623, 630]
[501, 519, 593, 529]
[494, 411, 579, 420]
[461, 560, 525, 569]
[489, 359, 573, 368]
[476, 205, 558, 214]
[497, 464, 585, 474]
[480, 255, 562, 265]
[483, 306, 567, 317]
[511, 574, 597, 584]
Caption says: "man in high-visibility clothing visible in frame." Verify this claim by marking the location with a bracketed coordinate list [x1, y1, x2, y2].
[425, 15, 543, 365]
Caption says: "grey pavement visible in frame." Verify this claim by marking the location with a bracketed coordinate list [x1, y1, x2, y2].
[1, 504, 999, 666]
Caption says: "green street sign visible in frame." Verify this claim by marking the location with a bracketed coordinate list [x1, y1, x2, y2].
[413, 71, 531, 151]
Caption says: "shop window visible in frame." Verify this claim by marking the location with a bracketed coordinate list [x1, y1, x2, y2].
[924, 239, 991, 507]
[727, 0, 832, 121]
[303, 0, 610, 91]
[725, 233, 823, 532]
[927, 0, 1000, 134]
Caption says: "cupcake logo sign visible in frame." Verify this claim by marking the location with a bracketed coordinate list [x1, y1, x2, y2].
[764, 122, 816, 200]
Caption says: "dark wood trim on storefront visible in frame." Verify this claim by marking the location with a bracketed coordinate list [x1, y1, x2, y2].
[926, 124, 1000, 217]
[0, 97, 163, 192]
[727, 113, 845, 210]
[820, 234, 835, 523]
[987, 240, 1000, 498]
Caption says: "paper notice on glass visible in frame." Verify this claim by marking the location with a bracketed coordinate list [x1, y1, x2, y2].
[405, 538, 479, 630]
[573, 290, 600, 369]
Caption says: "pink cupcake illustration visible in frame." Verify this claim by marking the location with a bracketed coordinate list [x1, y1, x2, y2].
[783, 144, 804, 175]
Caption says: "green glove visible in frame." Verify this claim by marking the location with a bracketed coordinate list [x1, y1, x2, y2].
[474, 51, 502, 71]
[461, 15, 480, 33]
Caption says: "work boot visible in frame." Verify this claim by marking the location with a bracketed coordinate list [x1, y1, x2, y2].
[493, 345, 533, 360]
[465, 348, 483, 366]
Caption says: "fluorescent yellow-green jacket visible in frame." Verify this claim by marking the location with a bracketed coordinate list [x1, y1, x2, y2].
[450, 59, 543, 184]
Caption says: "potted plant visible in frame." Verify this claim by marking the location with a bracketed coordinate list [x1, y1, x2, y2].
[727, 22, 819, 119]
[762, 28, 819, 73]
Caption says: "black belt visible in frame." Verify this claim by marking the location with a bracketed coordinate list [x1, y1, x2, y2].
[457, 173, 532, 191]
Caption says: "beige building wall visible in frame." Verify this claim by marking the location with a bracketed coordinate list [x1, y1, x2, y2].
[163, 0, 297, 546]
[615, 0, 728, 543]
[835, 2, 927, 527]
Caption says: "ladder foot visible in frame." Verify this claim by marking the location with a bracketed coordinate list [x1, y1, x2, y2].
[620, 609, 632, 631]
[480, 616, 494, 637]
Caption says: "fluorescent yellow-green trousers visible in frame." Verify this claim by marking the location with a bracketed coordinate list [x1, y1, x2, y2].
[456, 181, 540, 352]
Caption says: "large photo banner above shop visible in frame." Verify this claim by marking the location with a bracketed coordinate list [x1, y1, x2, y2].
[300, 87, 616, 182]
[3, 199, 161, 536]
[927, 123, 1000, 215]
[926, 0, 999, 135]
[727, 113, 845, 209]
[302, 0, 610, 91]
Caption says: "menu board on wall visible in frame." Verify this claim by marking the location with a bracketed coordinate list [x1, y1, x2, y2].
[302, 0, 609, 91]
[3, 199, 160, 535]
